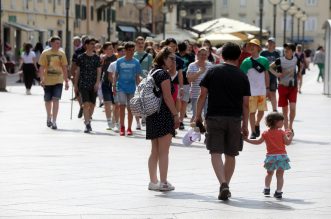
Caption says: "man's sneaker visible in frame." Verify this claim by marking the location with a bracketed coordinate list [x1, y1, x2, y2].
[84, 123, 92, 133]
[263, 188, 271, 196]
[255, 125, 260, 137]
[120, 126, 125, 136]
[107, 120, 113, 130]
[148, 181, 160, 191]
[179, 122, 185, 130]
[274, 191, 283, 199]
[159, 181, 175, 191]
[47, 120, 52, 128]
[250, 132, 257, 139]
[26, 89, 31, 95]
[113, 123, 119, 133]
[78, 108, 83, 118]
[51, 123, 57, 130]
[218, 183, 230, 201]
[136, 122, 141, 130]
[127, 128, 133, 136]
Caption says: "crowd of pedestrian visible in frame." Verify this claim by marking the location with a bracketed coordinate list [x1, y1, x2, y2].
[15, 34, 325, 201]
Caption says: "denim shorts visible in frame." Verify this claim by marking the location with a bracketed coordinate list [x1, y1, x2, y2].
[101, 82, 114, 103]
[44, 84, 63, 101]
[117, 92, 134, 107]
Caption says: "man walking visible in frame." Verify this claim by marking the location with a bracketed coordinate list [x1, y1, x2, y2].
[195, 42, 250, 200]
[74, 38, 101, 133]
[269, 43, 302, 133]
[240, 39, 270, 139]
[260, 37, 280, 112]
[39, 36, 69, 130]
[134, 36, 153, 129]
[113, 42, 141, 136]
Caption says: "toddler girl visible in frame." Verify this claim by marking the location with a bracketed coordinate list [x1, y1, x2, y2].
[244, 112, 293, 199]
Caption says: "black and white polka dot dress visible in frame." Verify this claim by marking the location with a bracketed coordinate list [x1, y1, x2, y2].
[146, 68, 175, 140]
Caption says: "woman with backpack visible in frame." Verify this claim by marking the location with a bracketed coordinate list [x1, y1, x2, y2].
[146, 47, 180, 192]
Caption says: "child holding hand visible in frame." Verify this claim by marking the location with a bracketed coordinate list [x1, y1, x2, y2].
[244, 112, 293, 199]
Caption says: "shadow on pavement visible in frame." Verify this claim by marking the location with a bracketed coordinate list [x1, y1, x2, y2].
[293, 139, 330, 145]
[171, 142, 205, 149]
[155, 192, 216, 202]
[223, 197, 294, 210]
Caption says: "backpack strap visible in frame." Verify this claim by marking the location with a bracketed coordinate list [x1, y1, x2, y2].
[250, 57, 266, 73]
[139, 53, 149, 64]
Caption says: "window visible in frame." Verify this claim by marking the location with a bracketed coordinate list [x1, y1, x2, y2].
[201, 8, 206, 14]
[240, 0, 247, 7]
[306, 0, 317, 6]
[239, 15, 246, 22]
[91, 6, 94, 20]
[223, 0, 228, 7]
[306, 16, 317, 31]
[82, 5, 87, 20]
[75, 4, 81, 19]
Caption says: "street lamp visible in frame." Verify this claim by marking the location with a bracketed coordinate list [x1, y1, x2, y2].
[288, 3, 297, 42]
[279, 0, 291, 44]
[134, 0, 146, 36]
[196, 9, 202, 24]
[295, 9, 304, 43]
[258, 0, 264, 43]
[162, 5, 168, 40]
[179, 6, 186, 28]
[301, 12, 308, 48]
[268, 0, 282, 38]
[65, 0, 70, 64]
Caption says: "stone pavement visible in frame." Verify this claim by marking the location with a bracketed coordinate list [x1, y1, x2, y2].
[0, 66, 330, 219]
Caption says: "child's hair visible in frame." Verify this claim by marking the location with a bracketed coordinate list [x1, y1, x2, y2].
[265, 112, 284, 128]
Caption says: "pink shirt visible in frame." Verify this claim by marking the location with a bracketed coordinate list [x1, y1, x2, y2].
[262, 129, 287, 155]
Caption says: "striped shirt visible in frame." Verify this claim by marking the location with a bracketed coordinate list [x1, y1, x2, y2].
[187, 61, 213, 98]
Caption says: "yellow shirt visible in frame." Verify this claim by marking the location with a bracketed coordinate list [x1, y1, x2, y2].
[39, 49, 68, 85]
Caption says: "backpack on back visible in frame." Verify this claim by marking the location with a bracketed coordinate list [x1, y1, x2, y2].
[129, 69, 162, 118]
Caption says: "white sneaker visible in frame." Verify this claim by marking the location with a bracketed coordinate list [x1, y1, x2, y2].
[136, 122, 141, 130]
[159, 181, 175, 191]
[113, 123, 119, 133]
[26, 89, 31, 95]
[148, 181, 160, 191]
[107, 120, 113, 129]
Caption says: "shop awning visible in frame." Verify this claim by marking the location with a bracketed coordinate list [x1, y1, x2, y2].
[117, 25, 136, 33]
[141, 27, 151, 34]
[4, 22, 34, 32]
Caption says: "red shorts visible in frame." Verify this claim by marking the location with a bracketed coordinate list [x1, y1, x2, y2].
[172, 83, 178, 102]
[278, 85, 298, 107]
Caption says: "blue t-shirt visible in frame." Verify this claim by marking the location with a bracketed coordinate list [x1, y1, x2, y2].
[116, 57, 141, 94]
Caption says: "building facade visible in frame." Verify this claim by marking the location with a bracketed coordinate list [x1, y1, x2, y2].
[0, 0, 154, 62]
[213, 0, 329, 49]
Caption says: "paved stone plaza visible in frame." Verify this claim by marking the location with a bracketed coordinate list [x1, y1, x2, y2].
[0, 66, 330, 218]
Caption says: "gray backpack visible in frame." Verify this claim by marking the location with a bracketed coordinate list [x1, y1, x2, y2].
[129, 69, 162, 118]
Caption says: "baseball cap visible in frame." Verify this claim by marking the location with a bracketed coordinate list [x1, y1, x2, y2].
[268, 37, 276, 43]
[248, 39, 261, 47]
[283, 43, 296, 52]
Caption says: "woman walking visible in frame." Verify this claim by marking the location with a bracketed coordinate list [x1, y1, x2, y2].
[146, 47, 180, 191]
[19, 43, 38, 95]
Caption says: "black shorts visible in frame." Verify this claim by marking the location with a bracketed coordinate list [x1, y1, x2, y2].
[79, 88, 97, 104]
[269, 73, 278, 92]
[205, 116, 242, 156]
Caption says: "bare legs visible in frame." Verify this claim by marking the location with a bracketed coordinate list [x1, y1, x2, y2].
[119, 105, 133, 129]
[211, 153, 236, 185]
[265, 169, 284, 192]
[148, 134, 172, 183]
[45, 99, 59, 123]
[249, 111, 264, 134]
[282, 102, 296, 130]
[83, 102, 95, 124]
